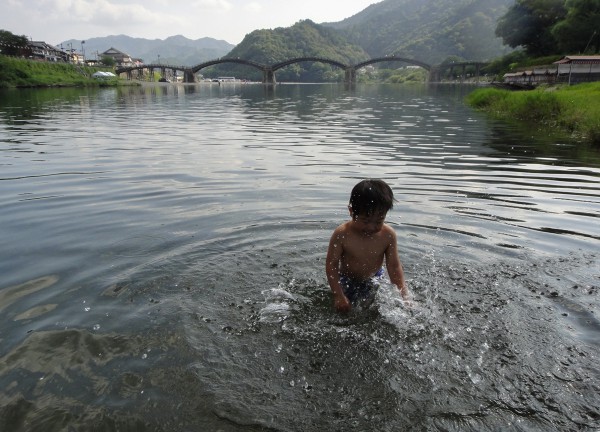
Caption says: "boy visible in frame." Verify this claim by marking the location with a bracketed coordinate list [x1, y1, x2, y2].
[326, 179, 409, 312]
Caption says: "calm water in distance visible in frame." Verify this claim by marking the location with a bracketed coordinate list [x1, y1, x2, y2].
[0, 83, 599, 431]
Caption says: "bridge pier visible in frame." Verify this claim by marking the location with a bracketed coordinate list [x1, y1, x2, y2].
[184, 69, 196, 83]
[263, 68, 276, 85]
[428, 66, 440, 82]
[344, 67, 356, 86]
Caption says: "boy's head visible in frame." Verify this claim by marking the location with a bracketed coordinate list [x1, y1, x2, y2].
[348, 179, 394, 219]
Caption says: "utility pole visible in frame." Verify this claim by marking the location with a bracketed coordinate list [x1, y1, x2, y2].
[583, 30, 597, 54]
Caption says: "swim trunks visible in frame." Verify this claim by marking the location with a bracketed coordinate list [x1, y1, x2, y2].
[340, 268, 385, 306]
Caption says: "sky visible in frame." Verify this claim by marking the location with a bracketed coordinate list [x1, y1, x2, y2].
[1, 0, 379, 45]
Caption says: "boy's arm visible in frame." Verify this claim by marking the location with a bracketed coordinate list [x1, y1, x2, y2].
[326, 229, 351, 312]
[384, 228, 409, 301]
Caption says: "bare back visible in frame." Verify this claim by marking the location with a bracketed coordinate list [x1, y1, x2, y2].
[329, 221, 396, 281]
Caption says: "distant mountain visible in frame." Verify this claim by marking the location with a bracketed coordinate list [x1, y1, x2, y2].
[324, 0, 514, 63]
[208, 0, 514, 81]
[59, 34, 234, 66]
[57, 0, 515, 80]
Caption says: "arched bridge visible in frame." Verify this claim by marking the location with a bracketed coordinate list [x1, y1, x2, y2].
[190, 58, 266, 74]
[115, 56, 486, 84]
[355, 56, 431, 70]
[429, 61, 488, 82]
[116, 63, 193, 82]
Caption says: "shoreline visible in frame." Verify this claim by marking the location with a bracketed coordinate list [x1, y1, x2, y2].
[466, 82, 600, 146]
[0, 55, 124, 89]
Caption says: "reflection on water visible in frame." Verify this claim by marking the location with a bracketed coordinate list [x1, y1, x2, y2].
[0, 83, 599, 431]
[0, 275, 58, 313]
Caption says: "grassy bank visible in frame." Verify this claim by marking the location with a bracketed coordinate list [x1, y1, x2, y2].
[467, 83, 600, 145]
[0, 55, 132, 88]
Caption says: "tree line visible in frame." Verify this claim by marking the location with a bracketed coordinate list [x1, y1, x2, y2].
[2, 0, 598, 82]
[495, 0, 600, 56]
[0, 30, 29, 56]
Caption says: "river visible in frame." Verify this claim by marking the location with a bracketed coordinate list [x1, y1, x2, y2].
[0, 83, 599, 431]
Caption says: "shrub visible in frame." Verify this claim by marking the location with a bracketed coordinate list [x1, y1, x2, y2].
[466, 88, 509, 109]
[467, 83, 600, 145]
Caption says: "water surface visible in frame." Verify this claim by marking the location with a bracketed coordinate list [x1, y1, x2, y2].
[0, 83, 599, 431]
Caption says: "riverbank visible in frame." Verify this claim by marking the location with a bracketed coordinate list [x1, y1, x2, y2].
[0, 55, 137, 88]
[467, 82, 600, 145]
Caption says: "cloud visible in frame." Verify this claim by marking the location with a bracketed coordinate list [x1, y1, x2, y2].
[191, 0, 233, 11]
[243, 2, 262, 13]
[34, 0, 183, 27]
[1, 0, 378, 45]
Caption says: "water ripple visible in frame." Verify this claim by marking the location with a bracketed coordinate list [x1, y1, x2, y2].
[1, 83, 599, 431]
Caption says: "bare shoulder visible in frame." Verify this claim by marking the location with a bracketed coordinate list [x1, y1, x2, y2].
[327, 222, 350, 258]
[331, 221, 351, 238]
[381, 223, 397, 239]
[379, 224, 398, 248]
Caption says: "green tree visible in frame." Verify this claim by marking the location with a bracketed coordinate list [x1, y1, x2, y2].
[552, 0, 600, 53]
[495, 0, 567, 55]
[100, 55, 116, 67]
[215, 20, 368, 82]
[0, 30, 29, 56]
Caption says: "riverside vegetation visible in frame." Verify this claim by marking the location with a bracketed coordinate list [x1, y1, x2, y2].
[2, 0, 598, 142]
[0, 55, 133, 88]
[467, 82, 600, 145]
[3, 53, 598, 146]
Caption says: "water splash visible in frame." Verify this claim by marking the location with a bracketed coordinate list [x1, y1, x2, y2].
[258, 284, 298, 323]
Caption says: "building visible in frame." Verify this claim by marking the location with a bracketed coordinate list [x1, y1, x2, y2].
[100, 47, 140, 67]
[554, 55, 600, 84]
[503, 55, 600, 86]
[28, 41, 67, 62]
[503, 68, 557, 86]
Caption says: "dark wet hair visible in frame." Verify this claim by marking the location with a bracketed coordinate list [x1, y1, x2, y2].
[349, 179, 394, 217]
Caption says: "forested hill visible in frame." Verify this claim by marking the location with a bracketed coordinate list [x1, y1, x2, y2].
[215, 0, 514, 81]
[228, 20, 369, 65]
[215, 20, 370, 82]
[326, 0, 514, 63]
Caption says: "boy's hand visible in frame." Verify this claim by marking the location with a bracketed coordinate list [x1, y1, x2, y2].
[334, 294, 351, 313]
